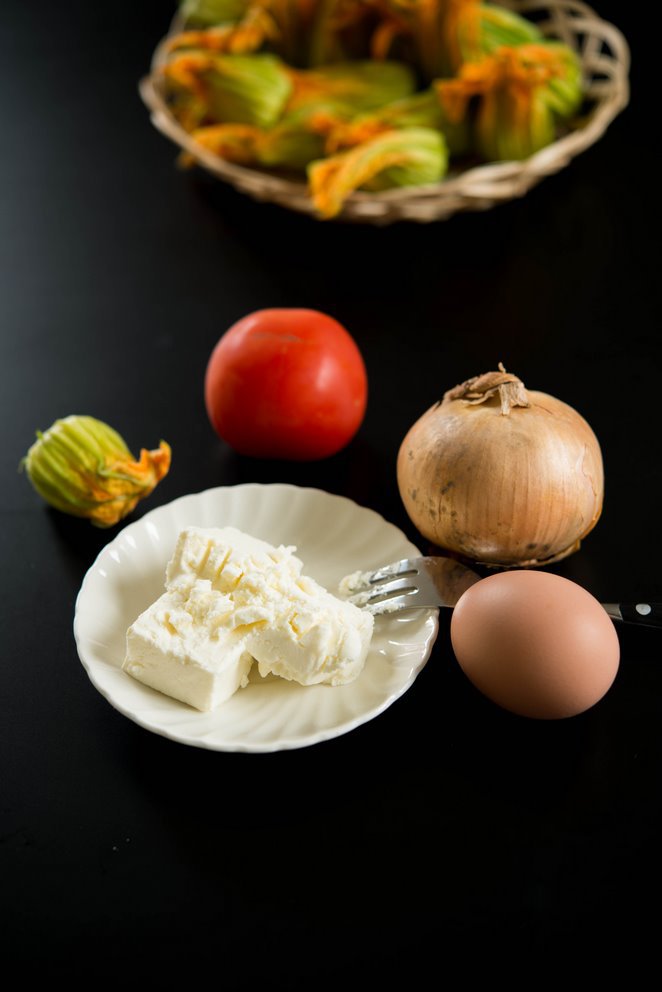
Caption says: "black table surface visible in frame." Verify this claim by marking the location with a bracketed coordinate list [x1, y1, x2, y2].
[2, 0, 660, 980]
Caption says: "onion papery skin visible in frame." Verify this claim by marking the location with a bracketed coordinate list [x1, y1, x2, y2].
[396, 390, 604, 568]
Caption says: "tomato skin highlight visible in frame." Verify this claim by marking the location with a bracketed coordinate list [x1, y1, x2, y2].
[204, 309, 368, 460]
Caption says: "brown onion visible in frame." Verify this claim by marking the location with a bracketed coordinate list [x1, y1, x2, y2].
[396, 366, 604, 567]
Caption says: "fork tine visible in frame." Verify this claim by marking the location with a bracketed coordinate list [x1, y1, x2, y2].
[361, 595, 423, 615]
[342, 554, 480, 616]
[361, 576, 418, 602]
[342, 559, 419, 596]
[369, 558, 419, 584]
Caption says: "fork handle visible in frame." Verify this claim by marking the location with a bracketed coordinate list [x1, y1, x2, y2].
[604, 602, 662, 628]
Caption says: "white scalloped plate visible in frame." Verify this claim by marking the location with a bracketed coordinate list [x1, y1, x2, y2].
[73, 484, 439, 752]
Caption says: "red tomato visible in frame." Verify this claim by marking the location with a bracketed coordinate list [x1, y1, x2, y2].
[204, 309, 368, 460]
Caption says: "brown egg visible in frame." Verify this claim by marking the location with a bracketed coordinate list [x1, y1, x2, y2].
[450, 570, 620, 719]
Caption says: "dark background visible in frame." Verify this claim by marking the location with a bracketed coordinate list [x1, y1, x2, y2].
[1, 0, 660, 981]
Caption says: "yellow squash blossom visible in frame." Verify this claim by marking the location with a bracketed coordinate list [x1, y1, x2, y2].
[185, 107, 329, 168]
[308, 125, 447, 217]
[168, 7, 281, 56]
[179, 0, 250, 29]
[22, 416, 171, 528]
[437, 42, 582, 161]
[370, 0, 483, 79]
[163, 51, 293, 131]
[286, 59, 416, 115]
[314, 86, 469, 156]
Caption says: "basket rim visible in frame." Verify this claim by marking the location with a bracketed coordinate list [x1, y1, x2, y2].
[140, 0, 631, 220]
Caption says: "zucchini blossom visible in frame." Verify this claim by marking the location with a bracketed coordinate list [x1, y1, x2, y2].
[437, 42, 583, 162]
[479, 3, 543, 53]
[179, 0, 250, 29]
[168, 8, 280, 57]
[286, 60, 416, 115]
[185, 105, 330, 169]
[314, 87, 470, 157]
[306, 0, 377, 66]
[22, 416, 171, 528]
[177, 0, 329, 65]
[308, 125, 448, 217]
[369, 0, 483, 79]
[368, 1, 545, 78]
[163, 52, 293, 130]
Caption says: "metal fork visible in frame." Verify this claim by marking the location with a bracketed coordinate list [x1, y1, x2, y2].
[341, 556, 479, 614]
[342, 555, 662, 628]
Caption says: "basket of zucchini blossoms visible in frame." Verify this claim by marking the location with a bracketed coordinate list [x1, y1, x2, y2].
[140, 0, 629, 222]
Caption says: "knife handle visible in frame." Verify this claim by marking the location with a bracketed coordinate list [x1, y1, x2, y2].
[613, 602, 662, 628]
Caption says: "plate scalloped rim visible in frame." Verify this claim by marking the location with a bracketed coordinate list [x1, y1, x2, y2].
[73, 483, 439, 752]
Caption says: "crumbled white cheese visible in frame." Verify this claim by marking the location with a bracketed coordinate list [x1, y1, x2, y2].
[123, 526, 373, 711]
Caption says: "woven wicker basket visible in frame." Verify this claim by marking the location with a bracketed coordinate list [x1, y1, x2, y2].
[139, 0, 630, 224]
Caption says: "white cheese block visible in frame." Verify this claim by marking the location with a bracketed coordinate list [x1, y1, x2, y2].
[123, 580, 254, 712]
[249, 575, 374, 686]
[123, 526, 374, 710]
